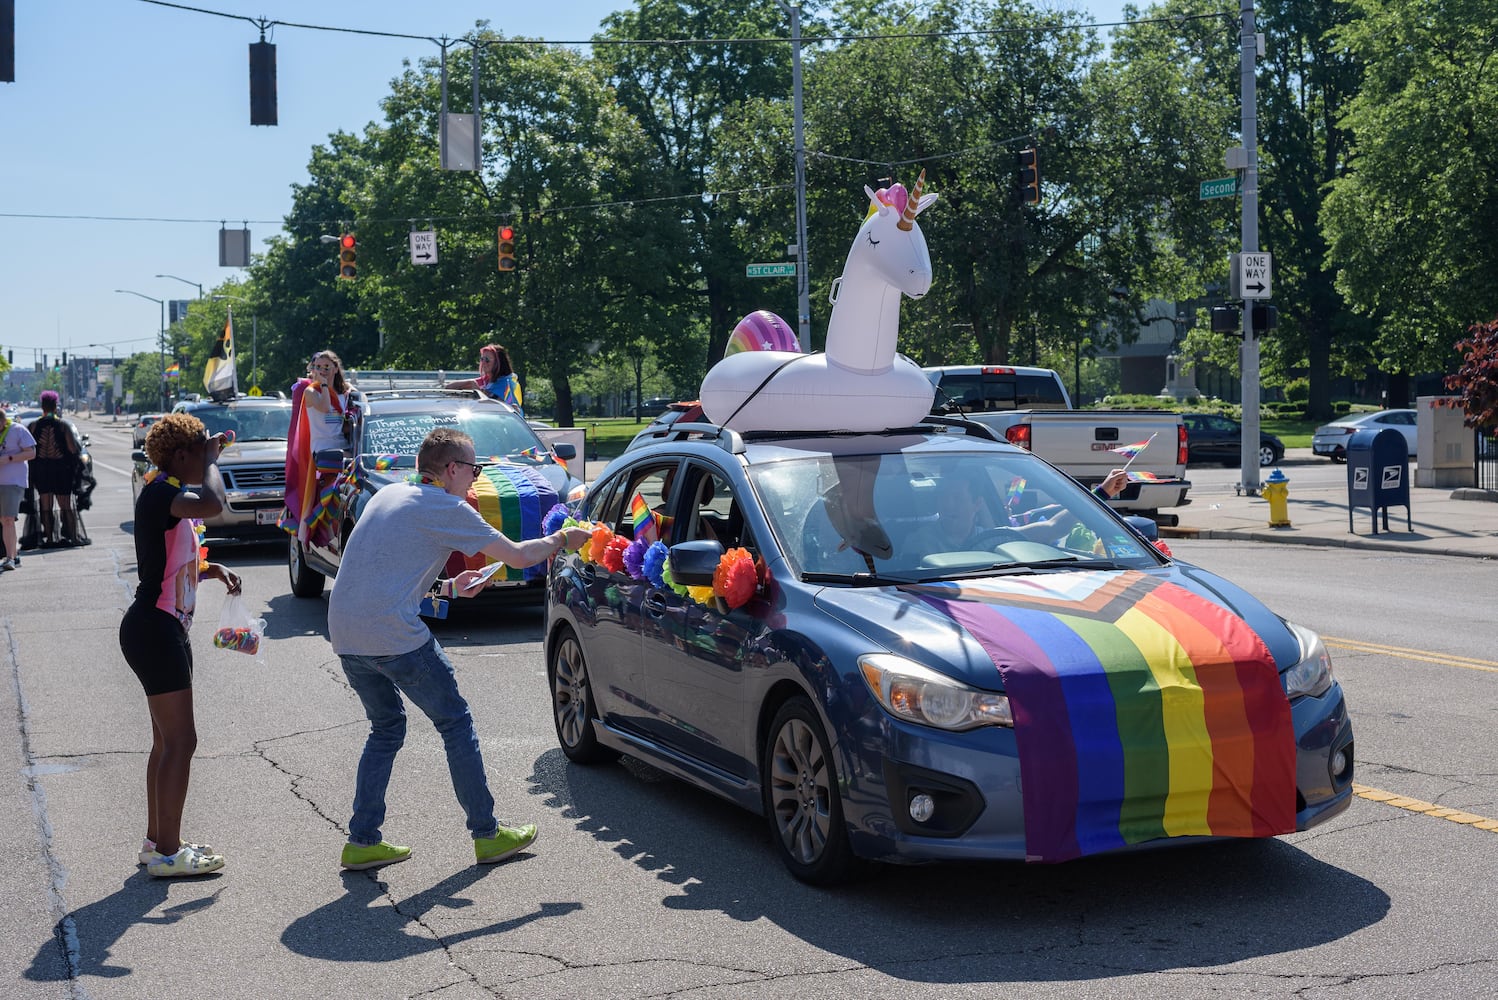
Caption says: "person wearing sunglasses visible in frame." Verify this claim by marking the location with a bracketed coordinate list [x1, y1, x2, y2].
[327, 427, 589, 873]
[444, 343, 523, 414]
[282, 350, 356, 548]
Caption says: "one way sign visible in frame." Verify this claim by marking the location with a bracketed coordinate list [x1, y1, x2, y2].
[1231, 251, 1272, 299]
[409, 230, 438, 265]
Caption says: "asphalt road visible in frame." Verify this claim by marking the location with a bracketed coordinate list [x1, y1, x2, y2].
[4, 424, 1495, 999]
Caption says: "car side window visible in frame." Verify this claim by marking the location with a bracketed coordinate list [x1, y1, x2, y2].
[682, 464, 751, 550]
[614, 463, 679, 540]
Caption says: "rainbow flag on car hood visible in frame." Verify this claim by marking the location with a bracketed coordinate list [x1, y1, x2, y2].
[906, 571, 1297, 862]
[452, 462, 560, 582]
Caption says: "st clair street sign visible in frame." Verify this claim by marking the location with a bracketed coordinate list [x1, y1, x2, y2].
[746, 263, 798, 277]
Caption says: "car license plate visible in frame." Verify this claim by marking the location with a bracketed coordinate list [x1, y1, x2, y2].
[255, 508, 281, 526]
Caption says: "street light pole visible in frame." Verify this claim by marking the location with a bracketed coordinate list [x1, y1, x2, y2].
[155, 273, 204, 299]
[116, 289, 167, 411]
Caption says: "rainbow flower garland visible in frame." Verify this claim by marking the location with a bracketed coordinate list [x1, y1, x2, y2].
[542, 502, 762, 611]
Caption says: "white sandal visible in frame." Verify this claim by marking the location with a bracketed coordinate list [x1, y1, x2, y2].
[147, 846, 225, 878]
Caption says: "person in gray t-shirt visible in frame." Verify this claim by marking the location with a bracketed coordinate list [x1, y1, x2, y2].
[328, 427, 589, 872]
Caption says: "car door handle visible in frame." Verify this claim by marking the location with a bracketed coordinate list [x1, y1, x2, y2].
[643, 592, 668, 617]
[580, 563, 598, 585]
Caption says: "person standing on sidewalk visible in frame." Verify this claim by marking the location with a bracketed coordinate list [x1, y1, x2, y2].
[26, 391, 82, 546]
[0, 408, 38, 571]
[121, 413, 241, 877]
[328, 427, 589, 872]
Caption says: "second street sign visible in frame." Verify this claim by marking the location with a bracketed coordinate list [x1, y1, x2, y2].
[1199, 177, 1240, 200]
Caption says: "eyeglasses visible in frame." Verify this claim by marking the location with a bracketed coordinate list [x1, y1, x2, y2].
[311, 364, 335, 372]
[451, 459, 487, 477]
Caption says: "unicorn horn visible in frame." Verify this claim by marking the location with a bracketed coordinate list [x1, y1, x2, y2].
[897, 169, 927, 231]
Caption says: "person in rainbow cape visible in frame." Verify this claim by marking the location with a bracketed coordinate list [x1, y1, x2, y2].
[445, 342, 523, 413]
[280, 350, 356, 547]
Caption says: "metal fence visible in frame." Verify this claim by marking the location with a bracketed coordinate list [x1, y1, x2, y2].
[1478, 430, 1498, 491]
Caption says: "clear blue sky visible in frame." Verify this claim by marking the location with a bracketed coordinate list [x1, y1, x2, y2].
[1, 0, 1124, 369]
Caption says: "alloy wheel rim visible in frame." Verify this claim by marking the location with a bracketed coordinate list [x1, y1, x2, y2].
[553, 639, 588, 748]
[768, 717, 831, 863]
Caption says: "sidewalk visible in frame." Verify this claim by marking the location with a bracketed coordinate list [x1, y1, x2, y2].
[1160, 449, 1498, 560]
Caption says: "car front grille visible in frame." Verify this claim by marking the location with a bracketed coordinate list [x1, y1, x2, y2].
[221, 464, 287, 498]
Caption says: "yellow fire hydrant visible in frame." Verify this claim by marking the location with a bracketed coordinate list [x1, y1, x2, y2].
[1263, 468, 1291, 527]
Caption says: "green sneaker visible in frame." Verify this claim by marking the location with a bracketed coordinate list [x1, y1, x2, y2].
[340, 840, 411, 871]
[474, 824, 539, 864]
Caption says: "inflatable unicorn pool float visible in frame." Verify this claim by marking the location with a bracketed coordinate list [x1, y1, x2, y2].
[700, 171, 939, 432]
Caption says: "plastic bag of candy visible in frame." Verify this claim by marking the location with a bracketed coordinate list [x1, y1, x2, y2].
[213, 593, 267, 663]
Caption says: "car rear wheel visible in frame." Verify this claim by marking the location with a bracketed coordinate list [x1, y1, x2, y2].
[549, 629, 617, 764]
[1258, 443, 1282, 467]
[288, 538, 325, 598]
[762, 697, 854, 885]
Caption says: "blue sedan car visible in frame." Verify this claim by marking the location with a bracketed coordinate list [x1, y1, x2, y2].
[545, 419, 1353, 883]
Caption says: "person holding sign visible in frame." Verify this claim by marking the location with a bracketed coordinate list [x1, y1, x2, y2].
[445, 343, 522, 413]
[327, 427, 589, 872]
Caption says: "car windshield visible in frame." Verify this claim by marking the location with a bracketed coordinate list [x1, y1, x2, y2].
[361, 407, 549, 469]
[747, 447, 1160, 581]
[192, 405, 292, 442]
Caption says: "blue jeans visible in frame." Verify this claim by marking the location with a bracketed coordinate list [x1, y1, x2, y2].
[340, 636, 497, 845]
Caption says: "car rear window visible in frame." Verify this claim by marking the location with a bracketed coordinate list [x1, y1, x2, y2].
[933, 372, 1068, 412]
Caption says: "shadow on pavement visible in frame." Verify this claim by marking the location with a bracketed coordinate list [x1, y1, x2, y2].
[528, 748, 1391, 984]
[24, 873, 222, 983]
[280, 865, 581, 961]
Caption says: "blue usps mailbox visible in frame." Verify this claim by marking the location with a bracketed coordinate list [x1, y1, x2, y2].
[1347, 426, 1411, 534]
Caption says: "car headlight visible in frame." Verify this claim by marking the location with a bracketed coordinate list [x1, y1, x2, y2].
[1284, 621, 1335, 699]
[858, 653, 1013, 730]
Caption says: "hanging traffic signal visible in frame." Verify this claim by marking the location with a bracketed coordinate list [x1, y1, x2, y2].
[338, 233, 357, 279]
[497, 226, 517, 272]
[1017, 147, 1040, 206]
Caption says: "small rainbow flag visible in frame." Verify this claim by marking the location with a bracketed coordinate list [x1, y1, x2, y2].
[1109, 436, 1153, 459]
[165, 363, 181, 378]
[908, 571, 1297, 862]
[630, 492, 661, 544]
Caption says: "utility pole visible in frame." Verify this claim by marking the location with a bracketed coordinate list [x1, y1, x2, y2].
[778, 1, 812, 353]
[1238, 0, 1262, 491]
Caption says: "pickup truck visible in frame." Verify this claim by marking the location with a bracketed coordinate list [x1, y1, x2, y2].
[924, 365, 1191, 523]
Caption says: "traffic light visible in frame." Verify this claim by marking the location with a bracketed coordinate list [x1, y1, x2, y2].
[1017, 147, 1040, 206]
[61, 351, 67, 366]
[338, 233, 357, 279]
[1251, 302, 1279, 330]
[497, 226, 517, 272]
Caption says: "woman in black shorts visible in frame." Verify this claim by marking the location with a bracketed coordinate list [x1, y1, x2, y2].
[120, 412, 240, 877]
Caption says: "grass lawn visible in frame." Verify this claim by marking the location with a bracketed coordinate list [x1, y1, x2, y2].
[562, 414, 1328, 459]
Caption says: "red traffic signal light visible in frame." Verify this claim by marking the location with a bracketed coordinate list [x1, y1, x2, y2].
[498, 226, 517, 272]
[338, 233, 357, 279]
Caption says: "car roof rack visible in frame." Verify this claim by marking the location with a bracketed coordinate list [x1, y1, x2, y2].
[359, 387, 485, 402]
[638, 421, 747, 455]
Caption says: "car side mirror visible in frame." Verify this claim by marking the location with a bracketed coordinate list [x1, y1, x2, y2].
[131, 449, 147, 464]
[552, 442, 576, 460]
[668, 539, 726, 587]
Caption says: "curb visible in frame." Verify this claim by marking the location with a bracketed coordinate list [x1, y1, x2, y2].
[1160, 525, 1495, 560]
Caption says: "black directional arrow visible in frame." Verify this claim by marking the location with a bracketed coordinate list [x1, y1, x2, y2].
[415, 251, 433, 261]
[1245, 281, 1265, 293]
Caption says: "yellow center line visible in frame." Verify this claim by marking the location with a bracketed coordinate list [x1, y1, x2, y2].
[1324, 637, 1498, 674]
[1353, 784, 1498, 833]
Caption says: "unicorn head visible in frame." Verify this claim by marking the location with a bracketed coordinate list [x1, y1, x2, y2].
[851, 168, 939, 300]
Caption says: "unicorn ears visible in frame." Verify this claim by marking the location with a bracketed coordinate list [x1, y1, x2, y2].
[916, 193, 939, 214]
[863, 185, 890, 214]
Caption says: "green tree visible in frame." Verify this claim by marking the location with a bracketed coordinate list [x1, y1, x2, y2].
[1322, 0, 1498, 382]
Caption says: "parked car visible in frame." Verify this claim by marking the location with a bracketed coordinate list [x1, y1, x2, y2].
[1182, 413, 1284, 467]
[289, 389, 584, 600]
[131, 413, 162, 448]
[626, 396, 676, 418]
[545, 416, 1355, 883]
[131, 396, 294, 541]
[1312, 409, 1418, 461]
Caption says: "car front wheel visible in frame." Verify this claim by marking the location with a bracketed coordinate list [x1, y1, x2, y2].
[762, 697, 854, 885]
[1259, 443, 1282, 467]
[288, 538, 325, 598]
[549, 629, 617, 764]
